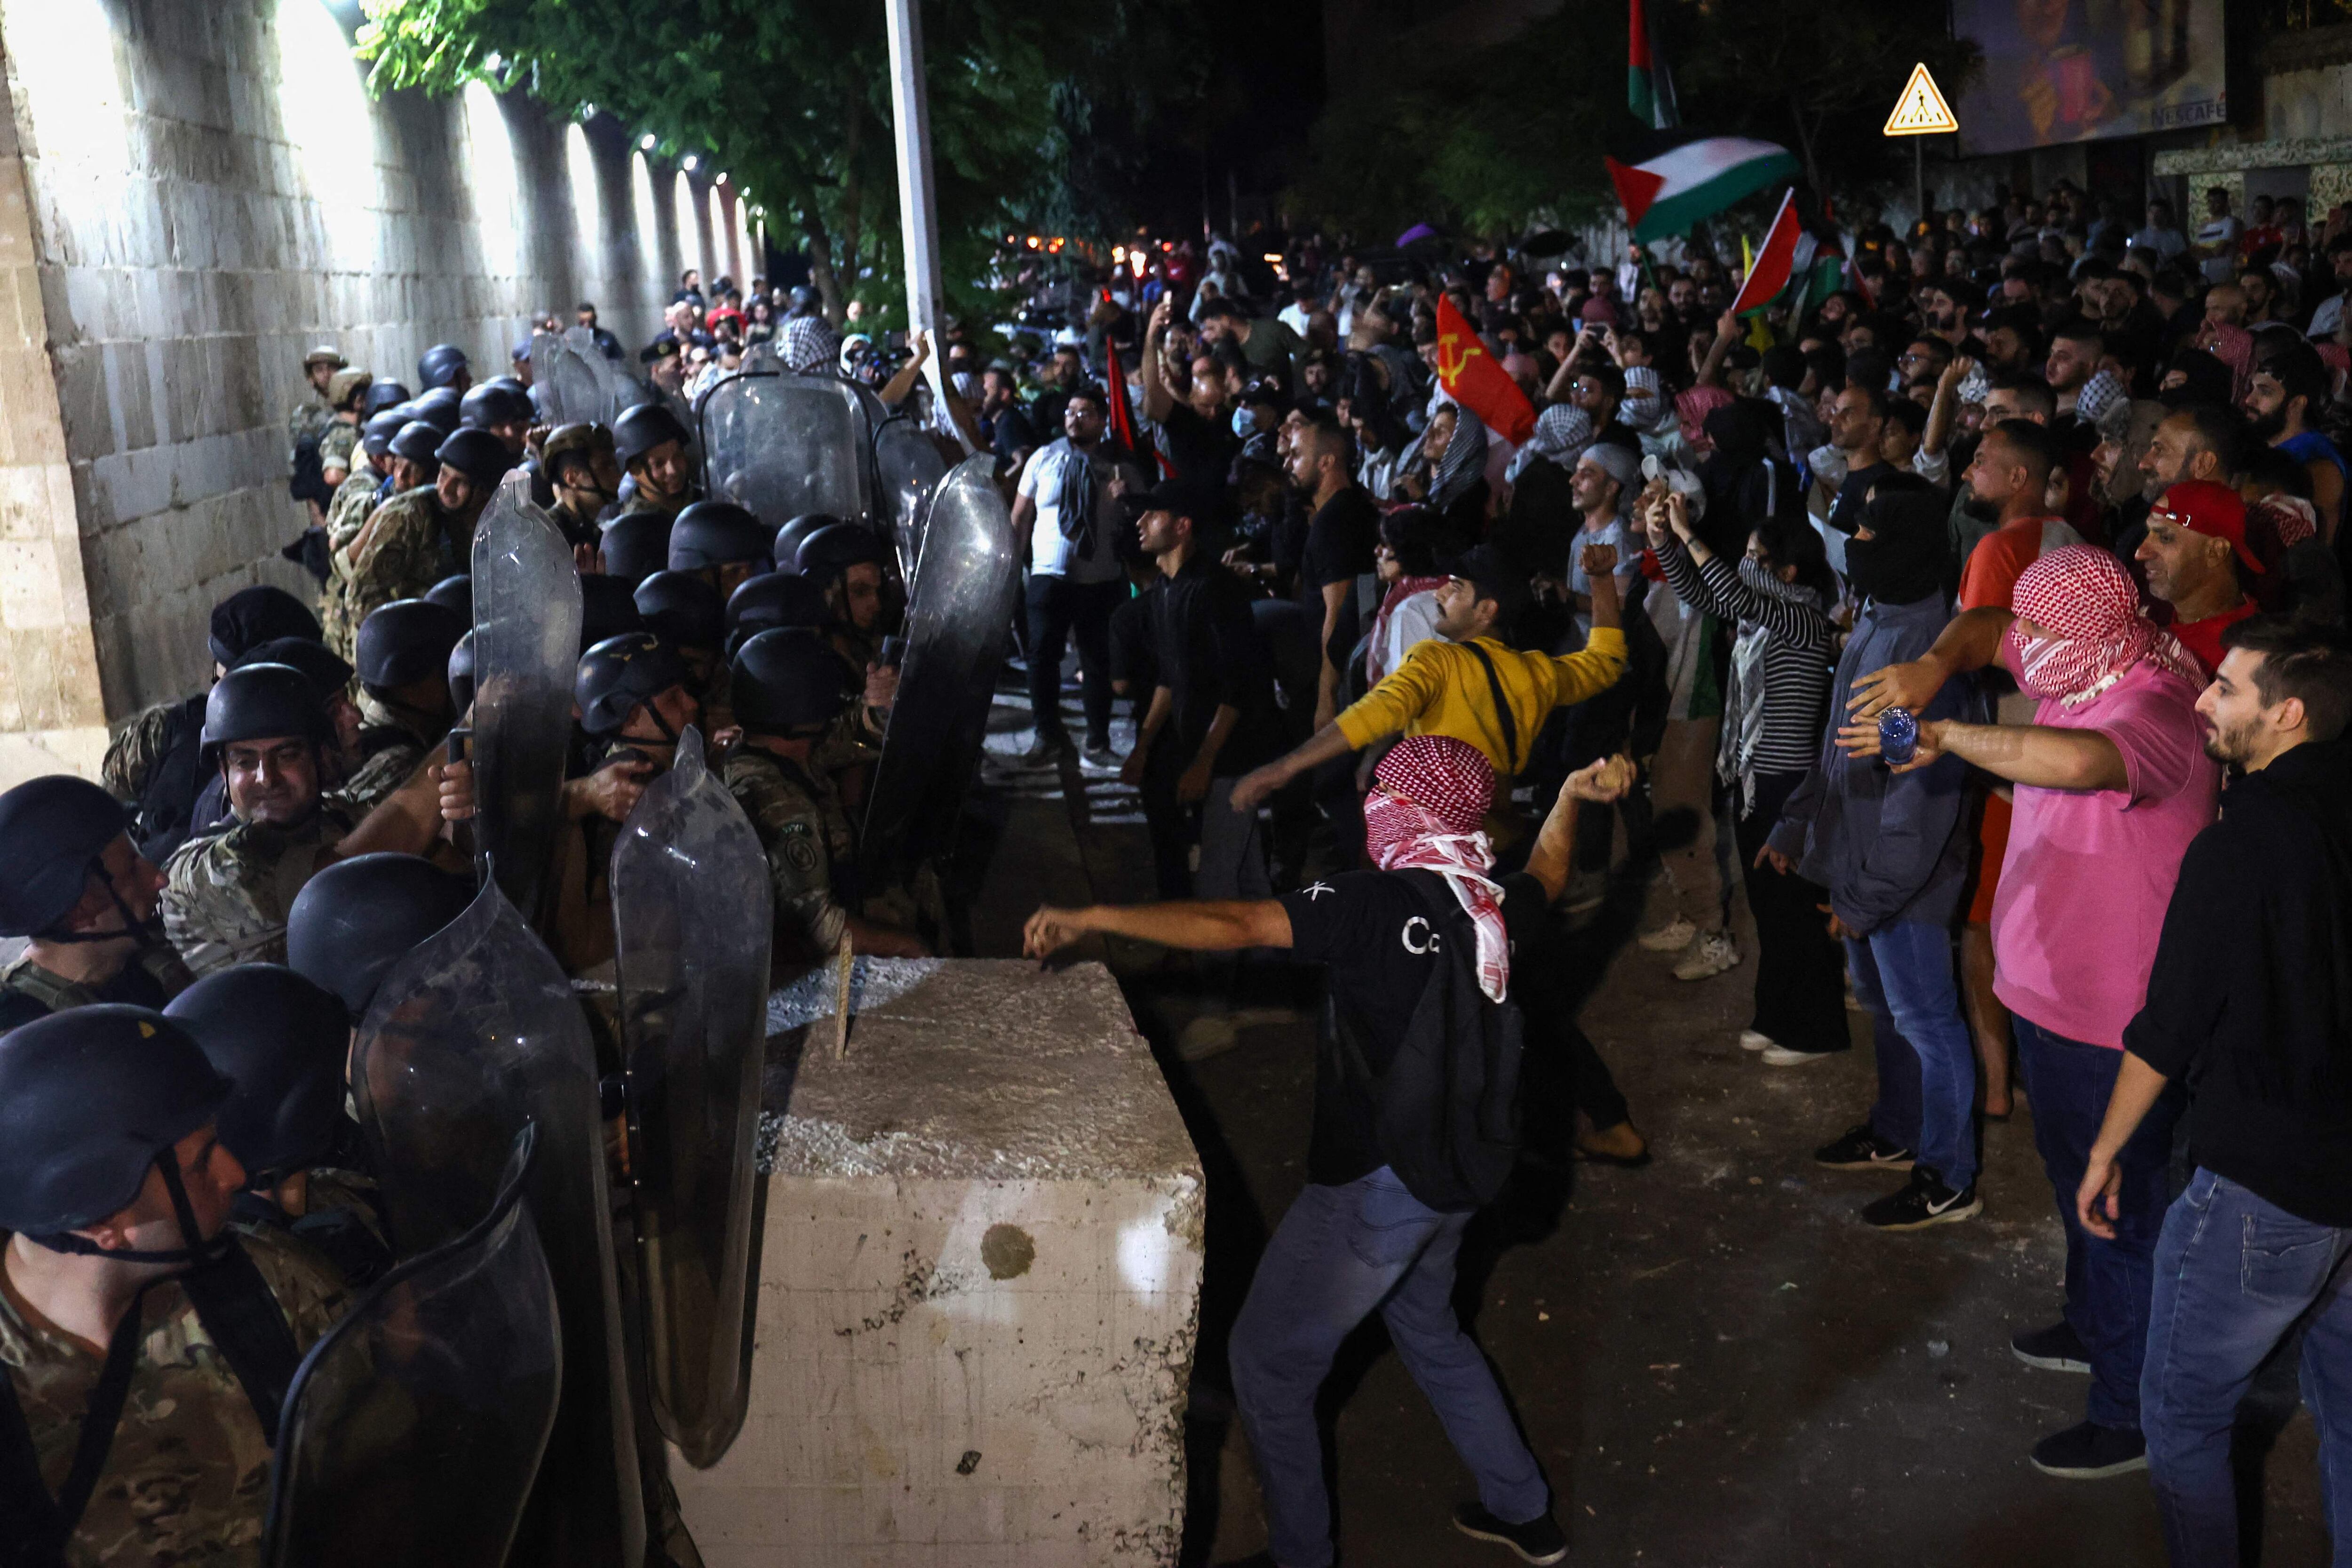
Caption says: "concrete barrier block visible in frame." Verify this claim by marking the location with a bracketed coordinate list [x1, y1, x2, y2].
[671, 959, 1201, 1568]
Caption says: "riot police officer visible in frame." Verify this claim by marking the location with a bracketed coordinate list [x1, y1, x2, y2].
[417, 341, 472, 394]
[612, 403, 698, 524]
[458, 377, 535, 457]
[637, 570, 727, 692]
[795, 521, 896, 675]
[667, 501, 775, 601]
[544, 421, 622, 556]
[724, 629, 926, 963]
[598, 512, 673, 587]
[165, 964, 394, 1288]
[347, 597, 467, 807]
[337, 426, 515, 639]
[182, 637, 366, 840]
[0, 1006, 349, 1566]
[285, 851, 476, 1023]
[0, 776, 189, 1027]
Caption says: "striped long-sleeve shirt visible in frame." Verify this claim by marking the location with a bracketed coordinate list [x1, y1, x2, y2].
[1657, 542, 1835, 800]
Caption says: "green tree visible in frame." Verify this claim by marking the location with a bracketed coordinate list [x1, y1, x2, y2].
[358, 0, 1201, 324]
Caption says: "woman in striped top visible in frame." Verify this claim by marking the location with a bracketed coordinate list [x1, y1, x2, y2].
[1646, 486, 1852, 1066]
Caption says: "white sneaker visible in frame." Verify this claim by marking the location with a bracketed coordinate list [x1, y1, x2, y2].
[1738, 1029, 1775, 1052]
[1637, 916, 1698, 953]
[1760, 1042, 1837, 1067]
[1672, 929, 1741, 981]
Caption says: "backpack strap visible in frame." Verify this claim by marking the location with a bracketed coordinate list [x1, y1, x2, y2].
[0, 1281, 157, 1568]
[1458, 640, 1519, 776]
[178, 1240, 303, 1445]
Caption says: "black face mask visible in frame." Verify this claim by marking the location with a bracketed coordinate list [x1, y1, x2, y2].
[1845, 488, 1952, 606]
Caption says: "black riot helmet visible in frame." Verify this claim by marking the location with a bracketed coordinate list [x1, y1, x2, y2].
[388, 419, 445, 470]
[417, 343, 470, 391]
[231, 638, 354, 711]
[165, 966, 351, 1184]
[200, 662, 330, 772]
[612, 403, 691, 471]
[460, 379, 535, 431]
[635, 570, 725, 653]
[362, 380, 412, 419]
[0, 775, 137, 939]
[361, 409, 409, 458]
[597, 515, 672, 587]
[668, 501, 774, 571]
[576, 632, 692, 738]
[434, 428, 516, 488]
[0, 1005, 233, 1253]
[772, 512, 842, 572]
[726, 571, 828, 637]
[423, 573, 473, 621]
[286, 853, 474, 1021]
[208, 585, 321, 669]
[795, 522, 890, 585]
[730, 628, 851, 736]
[448, 630, 476, 713]
[579, 573, 647, 653]
[356, 598, 469, 692]
[410, 385, 464, 434]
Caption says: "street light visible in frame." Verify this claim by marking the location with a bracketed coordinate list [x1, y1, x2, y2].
[639, 133, 657, 151]
[682, 154, 699, 172]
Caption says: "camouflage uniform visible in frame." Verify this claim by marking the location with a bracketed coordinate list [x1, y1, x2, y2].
[102, 698, 187, 805]
[287, 397, 334, 453]
[0, 1225, 348, 1568]
[616, 482, 697, 525]
[317, 418, 360, 480]
[335, 486, 464, 653]
[0, 946, 193, 1030]
[159, 799, 360, 977]
[340, 691, 438, 815]
[722, 747, 857, 963]
[317, 468, 382, 659]
[231, 1168, 391, 1290]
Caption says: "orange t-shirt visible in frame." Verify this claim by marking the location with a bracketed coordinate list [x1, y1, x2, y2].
[1959, 515, 2083, 613]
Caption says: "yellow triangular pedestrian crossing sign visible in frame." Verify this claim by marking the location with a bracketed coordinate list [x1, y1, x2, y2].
[1883, 63, 1958, 136]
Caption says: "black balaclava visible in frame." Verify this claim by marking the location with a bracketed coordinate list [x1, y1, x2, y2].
[1844, 480, 1952, 607]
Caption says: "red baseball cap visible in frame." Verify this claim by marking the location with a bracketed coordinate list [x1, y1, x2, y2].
[2153, 479, 2264, 574]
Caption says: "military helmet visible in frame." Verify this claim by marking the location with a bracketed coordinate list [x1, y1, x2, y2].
[612, 403, 691, 470]
[772, 512, 842, 571]
[434, 428, 517, 487]
[579, 573, 646, 654]
[448, 630, 477, 713]
[410, 385, 464, 434]
[209, 585, 321, 669]
[362, 380, 412, 419]
[361, 409, 409, 457]
[635, 570, 725, 652]
[795, 522, 890, 589]
[165, 966, 350, 1183]
[541, 421, 613, 480]
[200, 662, 330, 771]
[0, 775, 135, 938]
[417, 343, 470, 390]
[423, 573, 473, 621]
[731, 628, 851, 735]
[357, 598, 469, 691]
[668, 501, 774, 571]
[231, 637, 354, 707]
[460, 379, 535, 430]
[286, 853, 475, 1021]
[597, 515, 672, 586]
[327, 367, 374, 410]
[0, 1006, 234, 1237]
[576, 631, 691, 737]
[388, 419, 445, 469]
[726, 571, 829, 636]
[303, 346, 348, 372]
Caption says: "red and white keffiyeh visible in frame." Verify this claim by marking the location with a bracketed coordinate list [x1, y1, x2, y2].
[2007, 545, 2204, 708]
[1365, 735, 1510, 1002]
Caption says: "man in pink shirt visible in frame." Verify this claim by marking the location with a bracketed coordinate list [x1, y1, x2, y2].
[1843, 546, 2219, 1481]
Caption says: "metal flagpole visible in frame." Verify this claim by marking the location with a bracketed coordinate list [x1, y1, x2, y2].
[883, 0, 971, 448]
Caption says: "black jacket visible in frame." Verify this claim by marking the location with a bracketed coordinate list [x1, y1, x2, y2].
[2125, 737, 2352, 1225]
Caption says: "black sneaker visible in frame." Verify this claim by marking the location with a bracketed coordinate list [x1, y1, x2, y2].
[1453, 1502, 1568, 1565]
[1862, 1167, 1982, 1229]
[2012, 1320, 2092, 1374]
[2030, 1420, 2147, 1479]
[1813, 1122, 1915, 1171]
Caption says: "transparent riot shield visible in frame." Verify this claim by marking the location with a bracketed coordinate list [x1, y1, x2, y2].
[532, 326, 639, 428]
[872, 408, 951, 583]
[350, 882, 646, 1568]
[860, 454, 1022, 880]
[263, 1125, 560, 1568]
[697, 370, 874, 530]
[608, 728, 771, 1467]
[471, 470, 583, 920]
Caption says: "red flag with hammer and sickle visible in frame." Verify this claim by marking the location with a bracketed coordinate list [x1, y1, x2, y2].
[1434, 294, 1536, 446]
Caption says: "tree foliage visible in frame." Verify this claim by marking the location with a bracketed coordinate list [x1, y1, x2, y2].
[1288, 0, 1979, 242]
[357, 0, 1203, 324]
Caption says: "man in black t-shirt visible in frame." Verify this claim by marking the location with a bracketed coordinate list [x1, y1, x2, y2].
[1027, 740, 1634, 1568]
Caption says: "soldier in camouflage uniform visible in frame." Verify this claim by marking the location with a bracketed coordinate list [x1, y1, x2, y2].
[335, 427, 512, 650]
[324, 419, 445, 660]
[178, 638, 366, 845]
[543, 421, 622, 558]
[288, 346, 343, 453]
[723, 628, 926, 965]
[317, 410, 405, 653]
[795, 521, 898, 680]
[344, 597, 465, 813]
[317, 367, 372, 491]
[0, 776, 191, 1030]
[160, 663, 453, 977]
[612, 402, 699, 524]
[0, 1006, 349, 1567]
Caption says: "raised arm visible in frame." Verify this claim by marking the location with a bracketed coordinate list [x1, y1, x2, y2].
[1846, 606, 2016, 720]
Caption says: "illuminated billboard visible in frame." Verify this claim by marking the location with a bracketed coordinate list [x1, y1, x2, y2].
[1953, 0, 2228, 155]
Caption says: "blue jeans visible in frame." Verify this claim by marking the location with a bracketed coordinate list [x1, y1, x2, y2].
[1847, 922, 1978, 1189]
[2012, 1017, 2181, 1430]
[2144, 1169, 2352, 1566]
[1230, 1167, 1548, 1568]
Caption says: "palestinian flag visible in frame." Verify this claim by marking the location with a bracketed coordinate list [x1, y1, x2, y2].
[1730, 190, 1802, 316]
[1628, 0, 1678, 129]
[1605, 135, 1799, 244]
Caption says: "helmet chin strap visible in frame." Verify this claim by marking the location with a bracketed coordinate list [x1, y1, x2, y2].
[40, 860, 165, 947]
[31, 1152, 230, 1267]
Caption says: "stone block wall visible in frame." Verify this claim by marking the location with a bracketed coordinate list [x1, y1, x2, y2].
[0, 0, 763, 783]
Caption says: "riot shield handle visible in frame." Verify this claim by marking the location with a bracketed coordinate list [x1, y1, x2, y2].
[443, 727, 479, 877]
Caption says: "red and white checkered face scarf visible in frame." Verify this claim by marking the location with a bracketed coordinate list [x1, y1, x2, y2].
[2006, 545, 2205, 707]
[1364, 735, 1509, 1002]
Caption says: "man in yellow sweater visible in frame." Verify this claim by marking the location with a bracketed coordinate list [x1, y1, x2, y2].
[1231, 541, 1628, 812]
